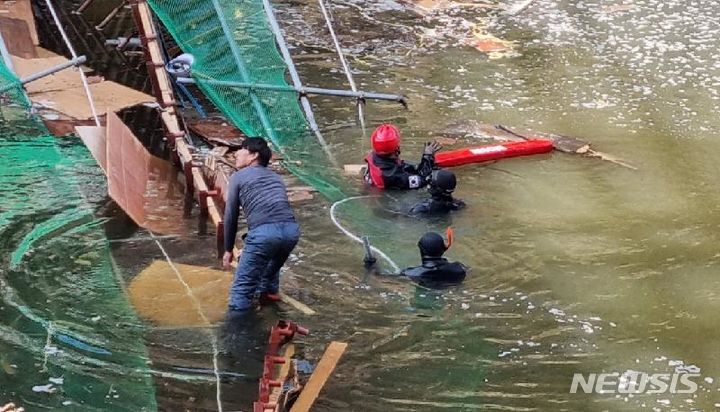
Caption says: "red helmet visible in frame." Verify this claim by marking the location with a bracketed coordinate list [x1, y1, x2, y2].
[371, 124, 401, 155]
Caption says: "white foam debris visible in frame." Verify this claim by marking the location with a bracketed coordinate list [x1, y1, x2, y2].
[549, 308, 566, 317]
[44, 346, 61, 356]
[32, 383, 55, 393]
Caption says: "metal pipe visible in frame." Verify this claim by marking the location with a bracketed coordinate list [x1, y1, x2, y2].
[74, 0, 95, 14]
[318, 0, 366, 134]
[0, 29, 14, 72]
[0, 56, 87, 93]
[44, 0, 101, 126]
[95, 0, 126, 31]
[261, 0, 337, 165]
[210, 0, 277, 142]
[176, 77, 407, 104]
[21, 56, 87, 84]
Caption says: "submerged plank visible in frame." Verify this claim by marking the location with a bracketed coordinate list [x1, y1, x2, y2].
[290, 342, 348, 412]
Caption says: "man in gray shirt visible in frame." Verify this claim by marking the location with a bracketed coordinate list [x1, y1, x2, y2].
[222, 137, 300, 312]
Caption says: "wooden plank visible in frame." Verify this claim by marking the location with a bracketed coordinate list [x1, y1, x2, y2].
[280, 293, 316, 316]
[343, 164, 365, 175]
[290, 342, 348, 412]
[0, 17, 36, 58]
[0, 0, 38, 45]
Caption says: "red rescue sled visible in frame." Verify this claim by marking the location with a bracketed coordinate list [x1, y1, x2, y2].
[435, 139, 554, 167]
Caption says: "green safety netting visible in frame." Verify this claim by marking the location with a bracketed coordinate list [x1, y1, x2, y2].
[0, 59, 30, 112]
[147, 0, 348, 200]
[0, 60, 157, 410]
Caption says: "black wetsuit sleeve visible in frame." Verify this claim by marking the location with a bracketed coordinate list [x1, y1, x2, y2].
[223, 174, 241, 252]
[384, 154, 435, 189]
[415, 153, 435, 180]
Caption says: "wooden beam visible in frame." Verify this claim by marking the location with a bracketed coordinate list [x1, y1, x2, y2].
[280, 293, 316, 316]
[290, 342, 348, 412]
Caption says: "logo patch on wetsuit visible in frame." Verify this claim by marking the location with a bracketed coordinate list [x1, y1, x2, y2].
[409, 175, 421, 188]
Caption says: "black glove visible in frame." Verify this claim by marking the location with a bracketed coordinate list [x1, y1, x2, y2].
[423, 140, 443, 156]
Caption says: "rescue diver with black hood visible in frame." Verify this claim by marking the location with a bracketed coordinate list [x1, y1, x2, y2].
[363, 228, 468, 289]
[409, 169, 466, 215]
[401, 229, 468, 288]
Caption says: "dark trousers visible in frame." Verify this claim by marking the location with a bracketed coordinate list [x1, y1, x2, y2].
[229, 222, 300, 310]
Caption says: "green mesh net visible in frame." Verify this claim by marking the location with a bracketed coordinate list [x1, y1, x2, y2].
[0, 59, 157, 410]
[147, 0, 347, 200]
[0, 59, 30, 113]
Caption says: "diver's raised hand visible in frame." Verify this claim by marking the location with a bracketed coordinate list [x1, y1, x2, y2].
[423, 140, 443, 155]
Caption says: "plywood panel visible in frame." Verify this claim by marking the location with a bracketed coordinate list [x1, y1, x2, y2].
[106, 111, 186, 234]
[0, 0, 38, 45]
[12, 51, 153, 120]
[74, 125, 107, 172]
[128, 260, 231, 327]
[0, 17, 36, 58]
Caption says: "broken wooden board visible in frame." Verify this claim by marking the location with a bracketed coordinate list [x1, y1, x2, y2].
[441, 120, 635, 169]
[343, 164, 365, 176]
[128, 260, 230, 327]
[399, 0, 498, 15]
[0, 17, 36, 58]
[466, 25, 518, 58]
[0, 0, 38, 45]
[187, 117, 246, 148]
[74, 125, 107, 172]
[280, 293, 316, 316]
[11, 50, 152, 120]
[496, 124, 637, 169]
[106, 111, 187, 234]
[290, 342, 348, 412]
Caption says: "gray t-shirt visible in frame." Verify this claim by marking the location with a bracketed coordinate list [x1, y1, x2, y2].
[223, 165, 295, 251]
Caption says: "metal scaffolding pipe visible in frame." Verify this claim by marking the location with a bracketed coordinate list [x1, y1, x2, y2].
[0, 56, 88, 93]
[21, 56, 87, 84]
[44, 0, 101, 126]
[176, 78, 407, 105]
[318, 0, 366, 134]
[261, 0, 337, 166]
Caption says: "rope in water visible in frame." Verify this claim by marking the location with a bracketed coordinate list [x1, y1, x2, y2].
[329, 195, 400, 272]
[148, 231, 223, 412]
[43, 0, 100, 127]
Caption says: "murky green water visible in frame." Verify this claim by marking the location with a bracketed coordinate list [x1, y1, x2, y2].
[4, 0, 720, 410]
[285, 0, 720, 410]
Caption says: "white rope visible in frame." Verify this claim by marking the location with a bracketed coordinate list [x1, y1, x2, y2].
[330, 196, 400, 272]
[43, 0, 101, 127]
[317, 0, 367, 135]
[149, 231, 223, 412]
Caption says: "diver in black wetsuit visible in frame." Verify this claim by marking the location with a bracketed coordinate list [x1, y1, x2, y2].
[409, 170, 465, 215]
[401, 231, 468, 289]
